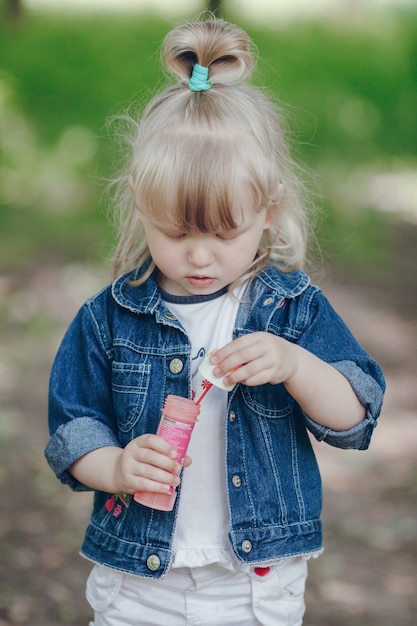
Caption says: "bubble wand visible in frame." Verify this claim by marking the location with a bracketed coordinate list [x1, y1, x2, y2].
[195, 353, 238, 404]
[195, 379, 213, 405]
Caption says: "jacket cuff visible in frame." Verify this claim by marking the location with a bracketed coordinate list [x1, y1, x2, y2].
[45, 417, 121, 491]
[305, 360, 383, 450]
[304, 411, 376, 450]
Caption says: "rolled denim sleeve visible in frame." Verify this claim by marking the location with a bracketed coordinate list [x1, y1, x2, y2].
[292, 290, 385, 450]
[45, 418, 120, 490]
[304, 360, 382, 449]
[45, 292, 120, 490]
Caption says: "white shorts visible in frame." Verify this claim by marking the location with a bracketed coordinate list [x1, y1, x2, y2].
[86, 558, 307, 626]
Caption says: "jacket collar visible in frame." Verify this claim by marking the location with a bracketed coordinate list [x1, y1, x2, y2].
[256, 264, 310, 299]
[111, 263, 310, 315]
[111, 264, 163, 316]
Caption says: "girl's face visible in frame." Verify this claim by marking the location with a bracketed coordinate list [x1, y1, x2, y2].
[139, 201, 271, 297]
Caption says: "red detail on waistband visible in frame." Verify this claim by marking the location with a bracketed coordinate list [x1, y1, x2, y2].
[254, 566, 270, 576]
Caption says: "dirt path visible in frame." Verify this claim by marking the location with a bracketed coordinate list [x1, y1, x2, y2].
[0, 261, 416, 625]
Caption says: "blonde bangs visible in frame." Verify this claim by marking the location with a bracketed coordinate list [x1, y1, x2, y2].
[132, 129, 269, 233]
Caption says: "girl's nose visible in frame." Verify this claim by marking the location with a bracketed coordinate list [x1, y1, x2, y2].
[187, 237, 213, 267]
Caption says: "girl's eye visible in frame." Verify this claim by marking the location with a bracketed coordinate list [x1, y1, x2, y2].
[164, 232, 187, 240]
[216, 232, 238, 241]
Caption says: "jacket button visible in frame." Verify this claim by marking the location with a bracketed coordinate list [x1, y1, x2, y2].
[229, 410, 236, 422]
[242, 540, 252, 553]
[169, 358, 183, 374]
[232, 474, 242, 488]
[146, 554, 161, 571]
[164, 311, 177, 320]
[263, 297, 273, 306]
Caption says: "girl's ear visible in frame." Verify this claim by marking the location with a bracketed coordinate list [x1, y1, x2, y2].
[264, 183, 284, 230]
[264, 208, 273, 230]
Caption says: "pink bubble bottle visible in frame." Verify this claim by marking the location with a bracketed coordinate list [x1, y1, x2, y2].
[134, 395, 200, 511]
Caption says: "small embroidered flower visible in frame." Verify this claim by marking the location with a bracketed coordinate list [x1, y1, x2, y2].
[105, 495, 115, 512]
[113, 504, 123, 517]
[118, 493, 132, 508]
[104, 493, 132, 516]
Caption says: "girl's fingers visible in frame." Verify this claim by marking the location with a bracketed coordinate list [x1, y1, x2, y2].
[133, 468, 181, 493]
[119, 434, 184, 492]
[210, 334, 290, 386]
[211, 336, 266, 377]
[134, 433, 177, 458]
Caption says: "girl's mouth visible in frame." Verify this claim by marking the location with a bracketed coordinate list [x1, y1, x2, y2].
[187, 276, 216, 287]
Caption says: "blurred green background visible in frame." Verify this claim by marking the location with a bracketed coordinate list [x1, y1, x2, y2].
[1, 1, 416, 278]
[1, 1, 416, 625]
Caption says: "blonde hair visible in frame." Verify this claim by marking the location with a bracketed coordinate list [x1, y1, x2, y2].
[109, 17, 313, 284]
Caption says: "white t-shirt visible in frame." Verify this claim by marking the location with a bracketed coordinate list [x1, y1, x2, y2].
[161, 284, 246, 570]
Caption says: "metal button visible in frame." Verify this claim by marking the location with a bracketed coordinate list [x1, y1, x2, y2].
[263, 297, 273, 306]
[242, 540, 252, 553]
[146, 554, 161, 571]
[169, 358, 183, 374]
[232, 474, 242, 488]
[164, 311, 177, 320]
[229, 410, 236, 423]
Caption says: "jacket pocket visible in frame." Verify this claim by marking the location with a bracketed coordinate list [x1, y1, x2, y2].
[241, 383, 293, 419]
[111, 361, 151, 432]
[86, 564, 123, 612]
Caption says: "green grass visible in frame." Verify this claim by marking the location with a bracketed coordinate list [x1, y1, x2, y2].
[0, 13, 168, 141]
[1, 10, 416, 272]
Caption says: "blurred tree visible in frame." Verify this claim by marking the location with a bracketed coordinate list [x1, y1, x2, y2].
[207, 0, 223, 17]
[5, 0, 22, 20]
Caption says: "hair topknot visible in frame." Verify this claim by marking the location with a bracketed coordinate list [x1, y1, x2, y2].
[109, 17, 314, 282]
[163, 18, 254, 85]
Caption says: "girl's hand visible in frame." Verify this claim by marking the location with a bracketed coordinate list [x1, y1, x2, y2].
[210, 332, 298, 387]
[114, 434, 192, 495]
[70, 436, 191, 496]
[209, 332, 366, 431]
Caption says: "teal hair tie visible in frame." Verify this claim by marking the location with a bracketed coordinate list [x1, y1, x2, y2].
[188, 64, 212, 92]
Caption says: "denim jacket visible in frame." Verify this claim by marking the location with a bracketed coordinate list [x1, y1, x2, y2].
[46, 263, 385, 578]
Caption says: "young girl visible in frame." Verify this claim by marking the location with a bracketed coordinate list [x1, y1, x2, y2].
[45, 17, 385, 626]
